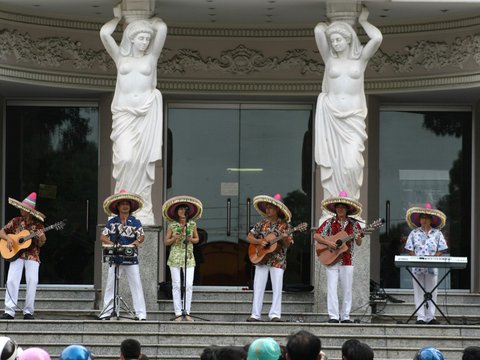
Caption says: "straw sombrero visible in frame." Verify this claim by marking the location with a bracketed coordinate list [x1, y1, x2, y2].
[406, 203, 446, 229]
[253, 194, 292, 223]
[162, 195, 203, 222]
[321, 191, 362, 216]
[103, 189, 143, 216]
[8, 192, 45, 222]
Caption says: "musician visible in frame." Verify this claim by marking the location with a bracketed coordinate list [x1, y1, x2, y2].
[0, 192, 45, 320]
[99, 189, 147, 320]
[162, 196, 202, 322]
[247, 194, 293, 322]
[314, 191, 363, 323]
[405, 203, 448, 325]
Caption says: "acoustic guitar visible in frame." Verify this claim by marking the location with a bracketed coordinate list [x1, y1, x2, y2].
[315, 218, 384, 266]
[0, 220, 66, 261]
[249, 222, 308, 264]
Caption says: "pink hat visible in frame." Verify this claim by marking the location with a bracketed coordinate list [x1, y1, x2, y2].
[103, 189, 143, 216]
[8, 192, 45, 222]
[406, 203, 446, 229]
[18, 347, 51, 360]
[321, 191, 362, 216]
[253, 194, 292, 223]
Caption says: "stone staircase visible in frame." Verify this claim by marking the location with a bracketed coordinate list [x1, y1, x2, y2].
[0, 287, 479, 359]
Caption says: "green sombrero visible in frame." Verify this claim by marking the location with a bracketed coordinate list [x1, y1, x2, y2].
[406, 203, 446, 229]
[321, 191, 362, 216]
[8, 192, 45, 222]
[103, 189, 143, 216]
[162, 195, 203, 222]
[253, 194, 292, 223]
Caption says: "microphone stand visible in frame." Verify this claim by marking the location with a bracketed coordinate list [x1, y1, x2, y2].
[171, 209, 208, 322]
[99, 222, 135, 320]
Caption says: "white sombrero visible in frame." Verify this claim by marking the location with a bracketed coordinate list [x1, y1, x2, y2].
[162, 195, 203, 222]
[406, 203, 446, 229]
[253, 194, 292, 223]
[8, 192, 45, 222]
[103, 189, 143, 216]
[321, 191, 362, 216]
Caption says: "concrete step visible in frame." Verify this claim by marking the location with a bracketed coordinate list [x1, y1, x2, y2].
[0, 287, 97, 300]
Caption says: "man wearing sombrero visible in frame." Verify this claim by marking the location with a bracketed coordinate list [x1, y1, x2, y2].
[0, 192, 46, 320]
[99, 189, 147, 320]
[404, 203, 448, 325]
[162, 195, 202, 321]
[314, 191, 363, 323]
[247, 194, 293, 322]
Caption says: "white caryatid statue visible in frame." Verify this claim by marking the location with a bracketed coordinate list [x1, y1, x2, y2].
[314, 6, 382, 202]
[100, 4, 167, 225]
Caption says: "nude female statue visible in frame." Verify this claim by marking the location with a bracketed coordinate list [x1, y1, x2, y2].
[314, 6, 382, 201]
[100, 5, 167, 224]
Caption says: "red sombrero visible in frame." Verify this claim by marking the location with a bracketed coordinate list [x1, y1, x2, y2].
[8, 192, 45, 222]
[321, 191, 362, 216]
[103, 189, 143, 216]
[253, 194, 291, 223]
[162, 195, 203, 222]
[406, 203, 446, 229]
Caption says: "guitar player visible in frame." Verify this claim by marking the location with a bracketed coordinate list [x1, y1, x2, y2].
[314, 191, 363, 324]
[246, 194, 293, 322]
[0, 192, 46, 320]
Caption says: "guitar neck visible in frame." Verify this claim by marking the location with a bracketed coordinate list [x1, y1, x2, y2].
[268, 225, 301, 246]
[24, 223, 59, 241]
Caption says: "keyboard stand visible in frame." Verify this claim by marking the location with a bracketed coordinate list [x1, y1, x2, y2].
[405, 266, 451, 324]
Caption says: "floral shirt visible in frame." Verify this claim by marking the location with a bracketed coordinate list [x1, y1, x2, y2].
[249, 219, 293, 270]
[102, 215, 144, 265]
[3, 216, 45, 263]
[405, 227, 448, 275]
[167, 221, 196, 268]
[317, 216, 362, 266]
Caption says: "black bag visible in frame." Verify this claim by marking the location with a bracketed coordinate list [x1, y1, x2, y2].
[158, 281, 173, 299]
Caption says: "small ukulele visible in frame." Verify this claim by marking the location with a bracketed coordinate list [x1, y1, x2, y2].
[249, 222, 308, 264]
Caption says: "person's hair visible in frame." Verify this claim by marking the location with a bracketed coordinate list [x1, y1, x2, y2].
[119, 20, 154, 56]
[419, 214, 432, 219]
[342, 339, 374, 360]
[286, 330, 321, 360]
[120, 339, 141, 360]
[116, 200, 133, 213]
[173, 204, 189, 222]
[200, 345, 246, 360]
[463, 346, 480, 360]
[325, 21, 362, 59]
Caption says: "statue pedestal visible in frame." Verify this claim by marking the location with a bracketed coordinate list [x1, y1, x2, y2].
[100, 226, 161, 317]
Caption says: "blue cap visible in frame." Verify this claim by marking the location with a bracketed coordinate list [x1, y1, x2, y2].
[59, 345, 93, 360]
[247, 338, 281, 360]
[416, 347, 444, 360]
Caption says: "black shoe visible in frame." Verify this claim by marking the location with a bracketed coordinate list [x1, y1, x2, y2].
[134, 317, 147, 321]
[23, 313, 34, 320]
[247, 317, 262, 322]
[0, 313, 14, 320]
[428, 319, 440, 325]
[341, 319, 353, 323]
[328, 318, 340, 323]
[415, 320, 426, 324]
[98, 314, 112, 320]
[270, 317, 283, 322]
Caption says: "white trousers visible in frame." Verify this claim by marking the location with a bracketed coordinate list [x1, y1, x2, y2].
[251, 265, 284, 320]
[4, 259, 39, 316]
[170, 266, 195, 316]
[102, 264, 147, 319]
[326, 263, 353, 321]
[412, 272, 438, 322]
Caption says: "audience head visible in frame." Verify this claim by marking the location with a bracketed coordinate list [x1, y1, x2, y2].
[0, 337, 22, 360]
[247, 338, 281, 360]
[18, 348, 50, 360]
[120, 339, 141, 360]
[286, 330, 321, 360]
[201, 346, 246, 360]
[414, 347, 444, 360]
[342, 339, 374, 360]
[463, 346, 480, 360]
[59, 345, 93, 360]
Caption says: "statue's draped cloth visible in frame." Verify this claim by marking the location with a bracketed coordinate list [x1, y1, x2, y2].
[314, 93, 367, 200]
[111, 89, 163, 224]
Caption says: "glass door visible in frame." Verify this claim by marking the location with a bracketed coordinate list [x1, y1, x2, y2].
[166, 103, 312, 286]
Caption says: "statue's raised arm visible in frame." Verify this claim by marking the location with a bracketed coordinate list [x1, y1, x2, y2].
[314, 5, 382, 202]
[101, 5, 167, 225]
